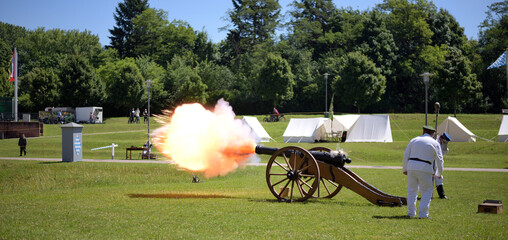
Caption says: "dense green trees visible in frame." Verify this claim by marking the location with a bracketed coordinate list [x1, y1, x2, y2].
[108, 0, 149, 58]
[477, 0, 508, 110]
[58, 54, 104, 108]
[435, 47, 481, 115]
[257, 53, 295, 107]
[1, 0, 506, 117]
[98, 57, 143, 115]
[224, 0, 281, 70]
[18, 67, 59, 111]
[331, 52, 386, 113]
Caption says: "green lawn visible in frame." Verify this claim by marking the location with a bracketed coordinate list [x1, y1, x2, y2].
[0, 160, 506, 239]
[0, 114, 507, 239]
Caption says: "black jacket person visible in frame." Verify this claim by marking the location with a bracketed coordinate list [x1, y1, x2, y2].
[18, 134, 27, 156]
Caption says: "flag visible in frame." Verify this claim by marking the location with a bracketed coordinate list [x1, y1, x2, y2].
[329, 93, 334, 120]
[9, 49, 16, 82]
[487, 51, 506, 70]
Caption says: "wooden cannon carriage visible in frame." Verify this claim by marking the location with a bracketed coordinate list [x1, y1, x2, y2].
[255, 146, 407, 206]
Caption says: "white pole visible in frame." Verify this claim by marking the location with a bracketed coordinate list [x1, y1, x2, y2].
[425, 83, 428, 125]
[14, 47, 18, 122]
[111, 143, 116, 160]
[146, 80, 152, 159]
[420, 72, 432, 126]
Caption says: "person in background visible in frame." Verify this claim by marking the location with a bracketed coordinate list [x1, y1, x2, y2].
[272, 107, 279, 121]
[402, 125, 444, 219]
[435, 132, 452, 199]
[143, 140, 152, 159]
[89, 112, 95, 123]
[18, 134, 27, 156]
[135, 108, 141, 124]
[128, 108, 134, 124]
[57, 110, 63, 124]
[143, 109, 148, 124]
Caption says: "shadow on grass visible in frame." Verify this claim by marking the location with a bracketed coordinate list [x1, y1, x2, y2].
[372, 215, 412, 220]
[39, 161, 64, 164]
[247, 198, 371, 206]
[127, 193, 236, 199]
[247, 198, 318, 204]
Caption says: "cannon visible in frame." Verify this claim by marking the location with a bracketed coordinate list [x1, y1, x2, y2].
[255, 145, 407, 206]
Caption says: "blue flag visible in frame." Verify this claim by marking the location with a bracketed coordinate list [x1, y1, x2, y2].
[487, 51, 506, 70]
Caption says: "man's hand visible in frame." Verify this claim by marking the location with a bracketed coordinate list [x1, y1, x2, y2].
[435, 175, 441, 179]
[403, 171, 407, 175]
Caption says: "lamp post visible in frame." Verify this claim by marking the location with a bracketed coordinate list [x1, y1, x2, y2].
[420, 72, 432, 125]
[324, 73, 329, 114]
[434, 102, 440, 136]
[146, 79, 152, 158]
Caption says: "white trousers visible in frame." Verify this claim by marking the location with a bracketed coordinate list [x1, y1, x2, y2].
[407, 170, 434, 218]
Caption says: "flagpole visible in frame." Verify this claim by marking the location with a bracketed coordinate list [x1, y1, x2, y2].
[14, 47, 18, 122]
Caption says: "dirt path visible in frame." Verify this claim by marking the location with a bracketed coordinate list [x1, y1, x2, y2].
[1, 157, 506, 172]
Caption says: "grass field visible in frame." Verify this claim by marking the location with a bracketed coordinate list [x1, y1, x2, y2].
[0, 113, 507, 239]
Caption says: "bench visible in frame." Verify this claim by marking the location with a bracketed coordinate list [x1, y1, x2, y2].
[125, 147, 147, 160]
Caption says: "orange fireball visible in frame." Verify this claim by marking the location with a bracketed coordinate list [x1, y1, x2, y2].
[153, 99, 256, 178]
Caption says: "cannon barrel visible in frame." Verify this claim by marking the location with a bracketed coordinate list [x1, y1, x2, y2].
[255, 145, 351, 167]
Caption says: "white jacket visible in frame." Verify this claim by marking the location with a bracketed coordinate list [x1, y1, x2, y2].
[402, 133, 444, 177]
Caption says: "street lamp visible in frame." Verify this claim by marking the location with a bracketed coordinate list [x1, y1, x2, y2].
[324, 73, 329, 114]
[146, 79, 152, 158]
[420, 72, 433, 125]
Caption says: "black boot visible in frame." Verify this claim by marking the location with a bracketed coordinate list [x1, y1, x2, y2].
[437, 185, 448, 199]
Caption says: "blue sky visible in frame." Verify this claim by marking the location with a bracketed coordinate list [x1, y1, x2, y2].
[0, 0, 498, 47]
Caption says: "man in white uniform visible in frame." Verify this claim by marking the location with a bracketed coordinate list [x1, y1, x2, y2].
[435, 132, 452, 199]
[403, 126, 444, 218]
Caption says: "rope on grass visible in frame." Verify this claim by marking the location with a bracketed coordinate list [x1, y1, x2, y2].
[475, 135, 494, 142]
[392, 119, 411, 141]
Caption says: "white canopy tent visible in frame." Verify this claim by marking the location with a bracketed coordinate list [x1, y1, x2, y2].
[283, 118, 327, 143]
[323, 115, 360, 133]
[242, 116, 273, 142]
[345, 115, 393, 142]
[497, 115, 508, 142]
[437, 116, 476, 142]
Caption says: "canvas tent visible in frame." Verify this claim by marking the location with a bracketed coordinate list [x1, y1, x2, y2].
[242, 116, 273, 142]
[283, 118, 327, 143]
[345, 115, 393, 142]
[437, 116, 476, 142]
[497, 115, 508, 142]
[323, 115, 360, 133]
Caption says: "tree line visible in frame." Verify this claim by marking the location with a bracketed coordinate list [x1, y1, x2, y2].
[0, 0, 507, 117]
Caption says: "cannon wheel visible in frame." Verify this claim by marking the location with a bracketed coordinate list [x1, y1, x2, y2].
[308, 147, 343, 198]
[266, 146, 320, 202]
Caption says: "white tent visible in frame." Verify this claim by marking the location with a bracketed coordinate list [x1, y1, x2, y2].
[323, 115, 361, 133]
[346, 115, 393, 142]
[497, 115, 508, 142]
[322, 115, 360, 140]
[283, 118, 327, 143]
[437, 116, 476, 142]
[242, 116, 273, 142]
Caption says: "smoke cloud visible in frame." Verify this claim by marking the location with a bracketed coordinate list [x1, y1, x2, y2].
[153, 99, 256, 178]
